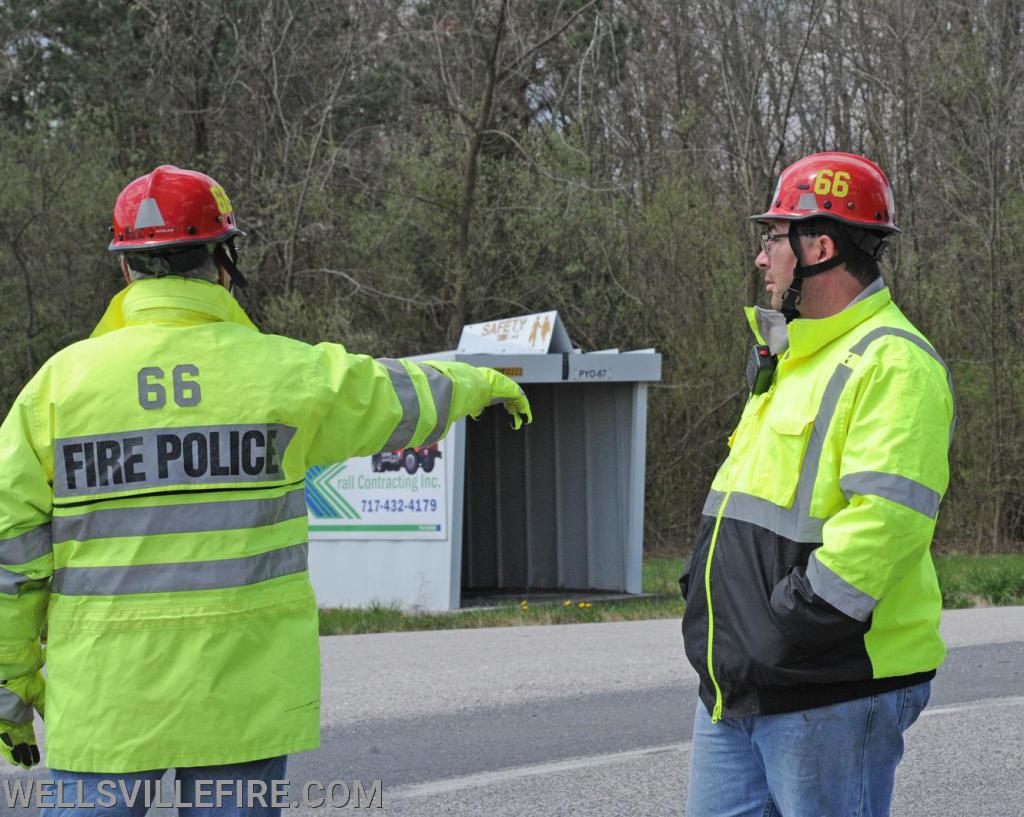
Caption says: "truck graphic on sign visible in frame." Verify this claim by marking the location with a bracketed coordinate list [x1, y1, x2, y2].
[371, 444, 441, 475]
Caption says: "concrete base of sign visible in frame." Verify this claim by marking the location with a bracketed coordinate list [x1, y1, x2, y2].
[309, 537, 455, 610]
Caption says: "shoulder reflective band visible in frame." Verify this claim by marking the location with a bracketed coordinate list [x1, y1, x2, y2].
[51, 543, 308, 596]
[377, 359, 419, 451]
[0, 687, 32, 724]
[53, 489, 306, 544]
[849, 326, 956, 447]
[53, 424, 298, 498]
[0, 524, 52, 566]
[703, 325, 952, 541]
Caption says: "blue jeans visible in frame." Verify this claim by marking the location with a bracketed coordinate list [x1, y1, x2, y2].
[39, 755, 287, 817]
[686, 682, 930, 817]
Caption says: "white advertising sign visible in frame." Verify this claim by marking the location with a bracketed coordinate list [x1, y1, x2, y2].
[306, 440, 447, 540]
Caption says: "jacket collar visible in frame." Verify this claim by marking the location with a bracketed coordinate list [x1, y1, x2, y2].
[745, 278, 890, 359]
[91, 277, 258, 337]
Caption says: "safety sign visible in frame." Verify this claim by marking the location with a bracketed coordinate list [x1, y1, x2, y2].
[457, 310, 572, 354]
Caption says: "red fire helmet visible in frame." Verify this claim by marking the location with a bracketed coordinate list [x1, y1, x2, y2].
[750, 152, 900, 234]
[109, 165, 243, 252]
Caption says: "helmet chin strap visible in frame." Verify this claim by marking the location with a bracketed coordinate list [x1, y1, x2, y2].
[213, 238, 247, 291]
[779, 230, 846, 323]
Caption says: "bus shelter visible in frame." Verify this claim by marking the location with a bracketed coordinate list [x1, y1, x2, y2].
[307, 311, 661, 611]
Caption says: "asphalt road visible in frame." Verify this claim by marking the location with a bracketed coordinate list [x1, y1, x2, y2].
[3, 606, 1023, 815]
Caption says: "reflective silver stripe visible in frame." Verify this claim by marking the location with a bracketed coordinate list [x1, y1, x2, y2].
[52, 489, 307, 544]
[0, 688, 32, 724]
[52, 543, 308, 596]
[377, 359, 420, 451]
[420, 364, 453, 446]
[840, 471, 941, 519]
[0, 566, 35, 596]
[806, 550, 877, 621]
[850, 326, 956, 446]
[850, 326, 942, 360]
[0, 524, 52, 565]
[702, 490, 725, 518]
[53, 423, 298, 498]
[704, 489, 824, 543]
[706, 325, 950, 539]
[795, 359, 855, 518]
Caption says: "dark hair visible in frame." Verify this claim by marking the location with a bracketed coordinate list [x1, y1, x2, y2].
[122, 244, 219, 282]
[794, 217, 888, 287]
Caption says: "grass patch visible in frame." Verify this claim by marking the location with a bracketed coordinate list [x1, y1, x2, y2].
[318, 559, 688, 635]
[934, 553, 1024, 608]
[319, 596, 685, 636]
[317, 554, 1024, 635]
[643, 556, 685, 596]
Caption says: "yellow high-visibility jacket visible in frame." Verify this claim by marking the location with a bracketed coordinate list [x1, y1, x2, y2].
[0, 276, 529, 772]
[681, 285, 954, 721]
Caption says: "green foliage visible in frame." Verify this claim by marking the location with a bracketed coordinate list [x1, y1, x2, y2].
[642, 557, 685, 597]
[0, 123, 123, 408]
[3, 0, 1024, 552]
[934, 554, 1024, 608]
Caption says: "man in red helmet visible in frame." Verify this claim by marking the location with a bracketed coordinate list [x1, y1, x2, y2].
[0, 165, 531, 815]
[680, 153, 955, 816]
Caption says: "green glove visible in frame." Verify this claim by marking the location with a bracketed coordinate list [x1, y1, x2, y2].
[488, 378, 532, 430]
[0, 671, 45, 769]
[421, 362, 533, 432]
[502, 386, 532, 429]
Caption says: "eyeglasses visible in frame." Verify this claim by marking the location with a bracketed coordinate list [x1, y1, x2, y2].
[759, 232, 788, 255]
[759, 230, 819, 255]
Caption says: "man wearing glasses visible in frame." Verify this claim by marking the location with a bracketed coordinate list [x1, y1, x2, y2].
[680, 152, 955, 816]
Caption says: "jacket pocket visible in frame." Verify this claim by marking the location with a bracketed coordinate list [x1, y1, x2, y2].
[745, 413, 814, 507]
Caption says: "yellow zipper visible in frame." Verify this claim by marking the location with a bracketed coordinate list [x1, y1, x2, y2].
[704, 384, 774, 724]
[704, 488, 730, 723]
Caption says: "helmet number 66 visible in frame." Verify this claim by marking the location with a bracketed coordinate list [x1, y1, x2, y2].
[813, 170, 850, 198]
[138, 365, 202, 409]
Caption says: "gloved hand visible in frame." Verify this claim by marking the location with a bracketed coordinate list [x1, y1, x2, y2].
[421, 361, 533, 432]
[0, 671, 45, 769]
[488, 376, 532, 429]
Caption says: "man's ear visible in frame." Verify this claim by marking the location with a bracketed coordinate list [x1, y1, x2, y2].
[120, 257, 132, 285]
[815, 234, 838, 263]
